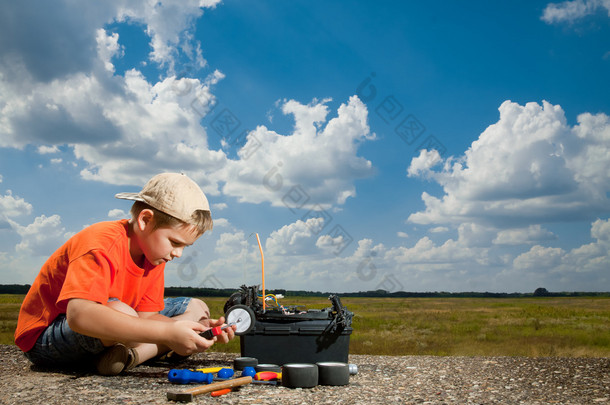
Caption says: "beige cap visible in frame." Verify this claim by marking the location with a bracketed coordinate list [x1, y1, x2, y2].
[115, 173, 210, 223]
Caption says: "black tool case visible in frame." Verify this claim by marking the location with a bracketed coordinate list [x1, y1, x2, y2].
[225, 287, 353, 365]
[240, 309, 353, 365]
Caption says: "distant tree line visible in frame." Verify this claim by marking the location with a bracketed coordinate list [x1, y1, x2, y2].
[167, 286, 610, 298]
[1, 284, 608, 298]
[0, 284, 31, 294]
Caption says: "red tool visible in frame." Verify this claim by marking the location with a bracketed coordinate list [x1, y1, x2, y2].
[254, 371, 282, 381]
[210, 388, 231, 397]
[200, 323, 234, 339]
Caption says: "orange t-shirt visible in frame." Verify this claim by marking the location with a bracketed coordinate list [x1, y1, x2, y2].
[14, 219, 165, 352]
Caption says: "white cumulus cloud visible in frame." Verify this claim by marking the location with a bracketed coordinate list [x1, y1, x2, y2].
[0, 0, 375, 211]
[493, 225, 557, 245]
[407, 149, 442, 178]
[9, 215, 71, 256]
[215, 231, 249, 257]
[221, 96, 376, 209]
[108, 209, 128, 219]
[407, 100, 610, 227]
[0, 0, 226, 192]
[96, 29, 123, 73]
[512, 245, 565, 270]
[266, 218, 325, 256]
[510, 218, 609, 287]
[116, 0, 221, 71]
[0, 190, 33, 218]
[541, 0, 610, 24]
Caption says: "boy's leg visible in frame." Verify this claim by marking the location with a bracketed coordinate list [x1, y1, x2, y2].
[104, 300, 163, 365]
[106, 297, 211, 365]
[24, 314, 105, 368]
[161, 297, 210, 324]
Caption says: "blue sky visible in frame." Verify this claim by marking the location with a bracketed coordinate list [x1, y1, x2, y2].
[1, 0, 609, 293]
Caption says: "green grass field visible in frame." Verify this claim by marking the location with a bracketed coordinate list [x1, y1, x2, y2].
[2, 295, 609, 357]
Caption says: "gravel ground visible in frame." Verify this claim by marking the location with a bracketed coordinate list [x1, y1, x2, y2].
[0, 345, 608, 404]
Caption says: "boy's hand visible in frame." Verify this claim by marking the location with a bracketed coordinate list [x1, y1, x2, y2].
[164, 320, 214, 356]
[202, 316, 236, 344]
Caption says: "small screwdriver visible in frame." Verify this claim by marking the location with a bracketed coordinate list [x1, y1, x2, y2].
[168, 369, 214, 384]
[200, 322, 235, 340]
[168, 368, 234, 384]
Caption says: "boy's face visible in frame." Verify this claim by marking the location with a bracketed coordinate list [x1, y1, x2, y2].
[139, 222, 199, 266]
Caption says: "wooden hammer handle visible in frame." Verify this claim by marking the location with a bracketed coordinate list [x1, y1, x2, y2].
[184, 376, 252, 396]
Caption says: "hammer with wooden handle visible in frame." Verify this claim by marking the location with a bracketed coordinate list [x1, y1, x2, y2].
[166, 376, 252, 402]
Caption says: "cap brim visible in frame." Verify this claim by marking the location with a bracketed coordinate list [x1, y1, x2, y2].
[115, 192, 145, 202]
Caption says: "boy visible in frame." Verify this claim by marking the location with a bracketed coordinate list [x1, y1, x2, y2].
[14, 173, 234, 375]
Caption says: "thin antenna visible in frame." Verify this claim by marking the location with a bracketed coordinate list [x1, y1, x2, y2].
[255, 233, 265, 312]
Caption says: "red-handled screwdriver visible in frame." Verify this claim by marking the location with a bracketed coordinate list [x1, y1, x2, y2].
[200, 322, 235, 340]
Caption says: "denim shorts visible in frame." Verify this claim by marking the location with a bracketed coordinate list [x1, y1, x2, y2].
[25, 297, 192, 367]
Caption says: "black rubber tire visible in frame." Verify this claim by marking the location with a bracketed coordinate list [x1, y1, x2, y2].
[282, 363, 318, 388]
[233, 356, 258, 371]
[316, 362, 350, 386]
[255, 363, 282, 373]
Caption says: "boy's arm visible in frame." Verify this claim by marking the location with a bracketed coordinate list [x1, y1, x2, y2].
[66, 298, 214, 355]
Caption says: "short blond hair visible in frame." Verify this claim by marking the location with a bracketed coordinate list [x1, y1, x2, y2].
[130, 201, 212, 236]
